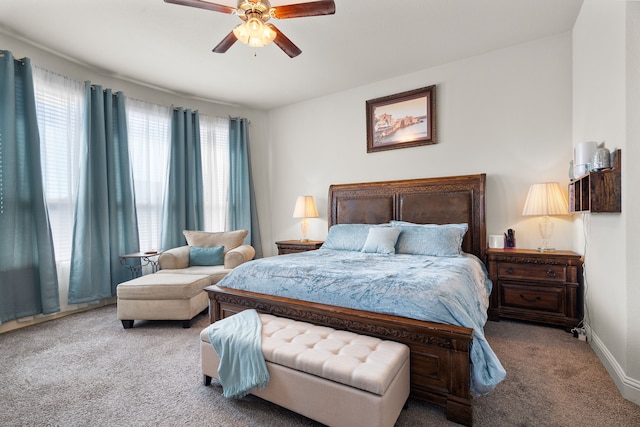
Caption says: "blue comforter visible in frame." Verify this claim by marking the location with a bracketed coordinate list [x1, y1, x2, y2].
[217, 248, 506, 395]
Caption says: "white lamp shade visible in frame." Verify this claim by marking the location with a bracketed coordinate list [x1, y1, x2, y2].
[522, 182, 569, 216]
[293, 196, 319, 218]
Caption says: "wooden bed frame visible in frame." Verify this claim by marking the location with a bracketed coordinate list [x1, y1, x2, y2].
[206, 174, 487, 426]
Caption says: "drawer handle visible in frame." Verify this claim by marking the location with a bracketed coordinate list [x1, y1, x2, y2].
[546, 269, 556, 278]
[506, 267, 515, 275]
[520, 294, 541, 303]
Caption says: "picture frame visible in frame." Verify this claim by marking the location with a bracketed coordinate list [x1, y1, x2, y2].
[366, 85, 436, 153]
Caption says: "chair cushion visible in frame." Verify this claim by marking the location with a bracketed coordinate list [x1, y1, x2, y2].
[156, 266, 230, 285]
[183, 229, 248, 254]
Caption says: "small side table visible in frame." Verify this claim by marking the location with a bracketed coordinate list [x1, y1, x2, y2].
[275, 240, 323, 255]
[119, 251, 162, 279]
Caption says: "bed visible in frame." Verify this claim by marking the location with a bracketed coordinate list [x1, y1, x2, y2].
[205, 174, 500, 426]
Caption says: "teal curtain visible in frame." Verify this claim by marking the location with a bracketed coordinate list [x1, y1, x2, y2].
[229, 118, 262, 258]
[160, 108, 204, 250]
[68, 83, 139, 304]
[0, 51, 59, 322]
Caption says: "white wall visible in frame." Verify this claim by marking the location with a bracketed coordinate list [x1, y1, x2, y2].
[626, 0, 640, 392]
[572, 0, 640, 405]
[262, 33, 575, 256]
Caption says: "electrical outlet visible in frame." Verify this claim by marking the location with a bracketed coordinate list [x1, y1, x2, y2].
[571, 327, 587, 341]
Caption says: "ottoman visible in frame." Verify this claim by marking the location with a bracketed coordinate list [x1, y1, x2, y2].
[116, 273, 210, 329]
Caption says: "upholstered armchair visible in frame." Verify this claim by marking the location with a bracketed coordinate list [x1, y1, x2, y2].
[116, 229, 255, 328]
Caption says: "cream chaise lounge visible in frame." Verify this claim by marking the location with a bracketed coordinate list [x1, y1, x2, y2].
[116, 230, 255, 329]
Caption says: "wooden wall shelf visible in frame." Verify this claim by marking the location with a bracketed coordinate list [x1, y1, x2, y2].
[569, 149, 621, 213]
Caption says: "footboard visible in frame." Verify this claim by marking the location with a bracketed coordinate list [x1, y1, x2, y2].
[205, 285, 474, 426]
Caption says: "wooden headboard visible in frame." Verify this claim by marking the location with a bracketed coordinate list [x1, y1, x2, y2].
[328, 174, 487, 261]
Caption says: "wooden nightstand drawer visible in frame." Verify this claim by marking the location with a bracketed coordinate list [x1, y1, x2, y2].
[498, 262, 566, 282]
[501, 282, 563, 313]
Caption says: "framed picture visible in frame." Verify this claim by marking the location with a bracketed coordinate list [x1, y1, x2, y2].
[366, 85, 436, 153]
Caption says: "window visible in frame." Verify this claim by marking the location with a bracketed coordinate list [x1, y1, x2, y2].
[125, 99, 171, 251]
[33, 68, 230, 261]
[32, 67, 84, 262]
[200, 115, 229, 231]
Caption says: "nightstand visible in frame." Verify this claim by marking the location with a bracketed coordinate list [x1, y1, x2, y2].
[275, 240, 324, 255]
[486, 248, 583, 331]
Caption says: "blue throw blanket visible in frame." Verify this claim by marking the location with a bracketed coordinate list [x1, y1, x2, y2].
[207, 309, 269, 398]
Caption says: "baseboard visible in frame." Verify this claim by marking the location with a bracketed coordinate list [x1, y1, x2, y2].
[589, 328, 640, 406]
[0, 298, 116, 334]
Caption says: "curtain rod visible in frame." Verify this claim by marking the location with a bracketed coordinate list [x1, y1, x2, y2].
[0, 50, 26, 64]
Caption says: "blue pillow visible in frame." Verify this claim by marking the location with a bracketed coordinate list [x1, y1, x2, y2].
[390, 222, 468, 257]
[189, 245, 224, 266]
[322, 224, 383, 252]
[361, 227, 401, 254]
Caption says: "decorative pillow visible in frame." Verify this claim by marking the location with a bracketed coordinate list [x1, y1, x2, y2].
[189, 245, 224, 266]
[361, 227, 401, 254]
[392, 222, 468, 257]
[322, 224, 383, 252]
[183, 229, 248, 253]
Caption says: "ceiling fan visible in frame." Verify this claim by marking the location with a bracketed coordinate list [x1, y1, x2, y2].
[164, 0, 336, 58]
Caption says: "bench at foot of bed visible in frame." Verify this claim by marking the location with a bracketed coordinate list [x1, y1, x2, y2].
[201, 313, 410, 427]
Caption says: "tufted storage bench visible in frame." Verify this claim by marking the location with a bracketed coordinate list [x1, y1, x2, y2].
[201, 313, 410, 427]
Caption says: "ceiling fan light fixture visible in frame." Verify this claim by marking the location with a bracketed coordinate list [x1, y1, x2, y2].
[166, 0, 335, 57]
[232, 18, 276, 47]
[247, 16, 265, 37]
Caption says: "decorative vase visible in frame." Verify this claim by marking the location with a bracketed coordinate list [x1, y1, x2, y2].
[569, 160, 575, 180]
[592, 147, 611, 171]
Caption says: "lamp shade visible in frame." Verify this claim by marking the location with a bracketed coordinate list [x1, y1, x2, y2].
[522, 182, 569, 216]
[292, 196, 319, 218]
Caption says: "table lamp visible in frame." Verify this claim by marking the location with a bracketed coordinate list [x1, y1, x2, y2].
[292, 195, 318, 242]
[522, 182, 569, 252]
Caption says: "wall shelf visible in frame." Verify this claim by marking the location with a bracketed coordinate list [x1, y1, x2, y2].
[568, 149, 621, 213]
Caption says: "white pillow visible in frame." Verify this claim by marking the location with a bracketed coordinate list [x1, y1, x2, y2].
[361, 227, 401, 254]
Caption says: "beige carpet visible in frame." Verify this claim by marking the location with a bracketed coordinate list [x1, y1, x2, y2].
[1, 305, 639, 427]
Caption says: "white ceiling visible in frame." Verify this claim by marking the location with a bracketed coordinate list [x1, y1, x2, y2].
[0, 0, 583, 110]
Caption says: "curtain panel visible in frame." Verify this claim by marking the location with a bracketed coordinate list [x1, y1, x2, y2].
[0, 51, 60, 323]
[160, 108, 204, 250]
[67, 83, 140, 304]
[229, 118, 262, 258]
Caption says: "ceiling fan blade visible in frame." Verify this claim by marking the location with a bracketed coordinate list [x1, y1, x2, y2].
[164, 0, 235, 14]
[268, 24, 302, 58]
[212, 31, 238, 53]
[271, 0, 335, 19]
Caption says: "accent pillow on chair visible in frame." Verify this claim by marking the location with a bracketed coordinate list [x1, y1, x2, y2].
[189, 246, 225, 266]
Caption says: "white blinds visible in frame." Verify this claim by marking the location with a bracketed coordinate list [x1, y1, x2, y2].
[125, 98, 171, 252]
[32, 66, 84, 262]
[200, 114, 230, 232]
